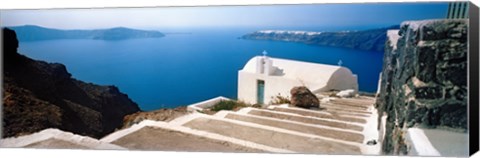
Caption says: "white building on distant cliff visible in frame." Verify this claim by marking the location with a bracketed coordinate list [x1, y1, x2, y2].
[238, 52, 358, 104]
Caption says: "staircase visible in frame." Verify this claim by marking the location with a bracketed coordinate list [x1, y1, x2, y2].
[1, 96, 381, 155]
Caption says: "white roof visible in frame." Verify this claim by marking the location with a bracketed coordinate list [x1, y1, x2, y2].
[240, 56, 355, 91]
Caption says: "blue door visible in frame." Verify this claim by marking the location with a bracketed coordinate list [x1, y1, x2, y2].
[257, 80, 265, 104]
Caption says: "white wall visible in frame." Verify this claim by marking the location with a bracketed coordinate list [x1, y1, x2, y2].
[186, 96, 231, 112]
[238, 71, 309, 105]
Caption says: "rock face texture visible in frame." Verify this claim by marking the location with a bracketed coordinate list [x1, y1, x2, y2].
[2, 28, 141, 139]
[375, 19, 468, 155]
[290, 86, 320, 109]
[240, 25, 399, 52]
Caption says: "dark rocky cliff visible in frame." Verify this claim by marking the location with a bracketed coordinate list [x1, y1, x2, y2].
[2, 28, 141, 139]
[375, 19, 468, 155]
[240, 26, 399, 52]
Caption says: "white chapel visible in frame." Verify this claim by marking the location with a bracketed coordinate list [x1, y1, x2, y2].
[237, 51, 358, 104]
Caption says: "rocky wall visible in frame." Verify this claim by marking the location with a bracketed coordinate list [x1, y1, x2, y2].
[375, 19, 468, 155]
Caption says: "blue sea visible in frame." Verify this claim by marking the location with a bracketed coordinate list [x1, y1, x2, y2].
[17, 27, 384, 111]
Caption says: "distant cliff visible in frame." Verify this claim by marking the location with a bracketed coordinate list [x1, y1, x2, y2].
[8, 25, 165, 41]
[375, 19, 468, 155]
[2, 28, 141, 139]
[240, 26, 399, 52]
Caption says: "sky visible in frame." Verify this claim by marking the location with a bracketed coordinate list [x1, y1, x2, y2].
[0, 2, 449, 30]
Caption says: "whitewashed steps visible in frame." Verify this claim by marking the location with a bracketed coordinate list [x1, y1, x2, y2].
[109, 126, 262, 152]
[341, 97, 376, 105]
[322, 102, 370, 111]
[243, 108, 364, 131]
[313, 107, 370, 118]
[108, 97, 377, 154]
[321, 109, 371, 118]
[181, 115, 362, 154]
[101, 119, 290, 153]
[320, 103, 372, 114]
[271, 106, 367, 123]
[329, 99, 374, 108]
[217, 111, 364, 143]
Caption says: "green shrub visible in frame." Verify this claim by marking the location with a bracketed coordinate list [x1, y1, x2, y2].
[251, 104, 262, 108]
[210, 100, 248, 112]
[270, 94, 291, 105]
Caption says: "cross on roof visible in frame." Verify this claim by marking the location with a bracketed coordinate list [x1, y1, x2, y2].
[262, 50, 268, 56]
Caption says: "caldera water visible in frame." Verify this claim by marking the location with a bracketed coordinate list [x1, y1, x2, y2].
[18, 27, 384, 111]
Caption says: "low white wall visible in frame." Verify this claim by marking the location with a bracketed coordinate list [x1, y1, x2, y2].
[0, 128, 125, 149]
[405, 128, 441, 156]
[376, 72, 382, 95]
[186, 96, 231, 112]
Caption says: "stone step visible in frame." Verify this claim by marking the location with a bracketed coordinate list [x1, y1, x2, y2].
[102, 120, 290, 153]
[110, 126, 263, 152]
[329, 99, 373, 108]
[316, 107, 371, 118]
[271, 106, 367, 124]
[324, 108, 370, 118]
[181, 114, 362, 154]
[219, 112, 364, 143]
[344, 97, 376, 104]
[241, 108, 364, 131]
[321, 103, 372, 114]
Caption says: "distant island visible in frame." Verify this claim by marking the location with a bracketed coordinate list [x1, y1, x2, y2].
[163, 32, 192, 35]
[7, 25, 165, 41]
[240, 25, 399, 52]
